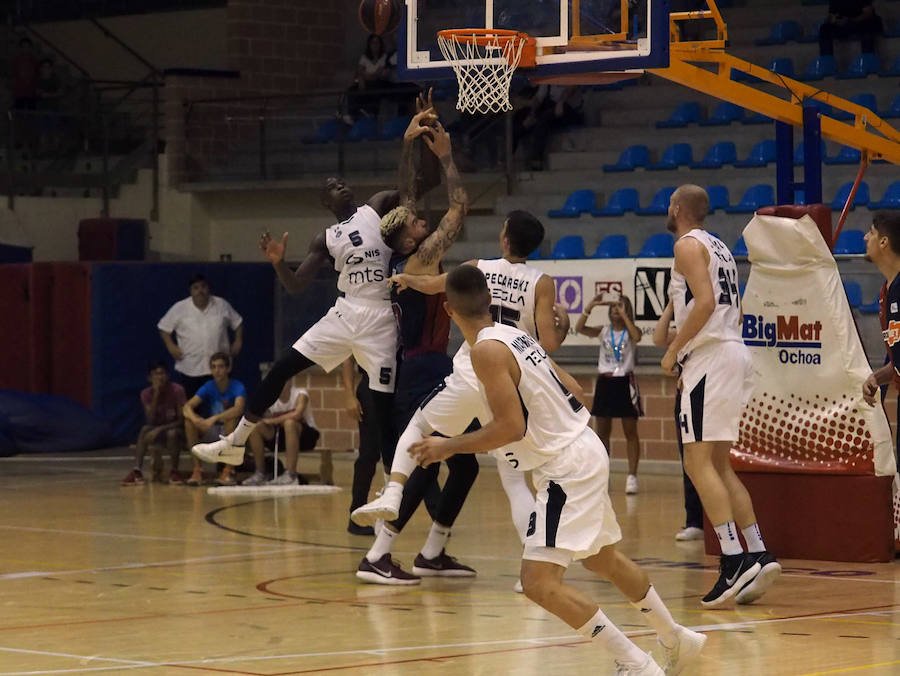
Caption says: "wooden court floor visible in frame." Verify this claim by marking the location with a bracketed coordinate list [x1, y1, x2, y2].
[1, 450, 898, 675]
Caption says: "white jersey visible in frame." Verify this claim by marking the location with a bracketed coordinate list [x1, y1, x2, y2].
[475, 324, 590, 472]
[476, 258, 545, 340]
[669, 229, 742, 361]
[265, 384, 317, 429]
[596, 325, 636, 377]
[326, 205, 392, 303]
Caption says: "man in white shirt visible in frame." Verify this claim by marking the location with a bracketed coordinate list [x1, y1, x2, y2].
[158, 274, 243, 397]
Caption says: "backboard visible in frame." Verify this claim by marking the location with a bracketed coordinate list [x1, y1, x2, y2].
[397, 0, 670, 82]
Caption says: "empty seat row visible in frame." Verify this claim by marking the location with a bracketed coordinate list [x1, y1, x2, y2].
[756, 18, 900, 47]
[302, 115, 412, 144]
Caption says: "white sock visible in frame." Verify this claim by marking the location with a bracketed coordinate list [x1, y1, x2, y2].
[390, 410, 433, 478]
[714, 521, 744, 556]
[497, 457, 533, 543]
[741, 523, 766, 553]
[231, 417, 257, 446]
[631, 586, 678, 648]
[366, 524, 396, 562]
[420, 522, 451, 559]
[577, 607, 648, 666]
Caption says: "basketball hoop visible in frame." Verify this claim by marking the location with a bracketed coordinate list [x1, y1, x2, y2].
[437, 29, 536, 115]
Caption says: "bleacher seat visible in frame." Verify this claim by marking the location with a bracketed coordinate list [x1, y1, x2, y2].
[725, 185, 775, 213]
[829, 182, 870, 211]
[735, 140, 776, 168]
[592, 188, 640, 217]
[741, 110, 773, 125]
[547, 189, 596, 218]
[860, 294, 880, 314]
[637, 233, 675, 257]
[699, 102, 745, 126]
[303, 118, 340, 144]
[843, 281, 863, 308]
[832, 93, 877, 121]
[881, 54, 900, 77]
[592, 234, 629, 258]
[527, 247, 542, 260]
[755, 20, 803, 46]
[549, 235, 585, 259]
[346, 117, 378, 142]
[824, 145, 862, 165]
[732, 236, 748, 256]
[833, 230, 866, 255]
[708, 185, 730, 212]
[647, 143, 693, 170]
[379, 116, 412, 140]
[691, 141, 736, 169]
[881, 94, 900, 118]
[656, 102, 702, 128]
[636, 187, 677, 215]
[602, 145, 650, 172]
[837, 53, 880, 79]
[869, 182, 900, 209]
[769, 58, 795, 77]
[798, 55, 836, 81]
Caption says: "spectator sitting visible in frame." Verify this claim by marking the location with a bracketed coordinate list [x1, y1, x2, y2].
[158, 274, 243, 399]
[344, 33, 392, 124]
[121, 361, 187, 486]
[241, 375, 322, 486]
[183, 352, 246, 486]
[819, 0, 882, 57]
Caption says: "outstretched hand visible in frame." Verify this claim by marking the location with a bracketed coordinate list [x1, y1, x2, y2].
[260, 231, 288, 264]
[423, 120, 451, 159]
[404, 107, 439, 143]
[416, 88, 434, 115]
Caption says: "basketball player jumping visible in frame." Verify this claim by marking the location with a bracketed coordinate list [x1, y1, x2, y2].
[410, 265, 706, 676]
[662, 184, 781, 607]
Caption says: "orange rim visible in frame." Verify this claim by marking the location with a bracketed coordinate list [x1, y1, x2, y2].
[437, 29, 537, 68]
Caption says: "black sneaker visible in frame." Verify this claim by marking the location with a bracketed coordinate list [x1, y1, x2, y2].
[347, 519, 375, 536]
[736, 551, 782, 604]
[355, 554, 421, 585]
[412, 550, 476, 577]
[701, 553, 761, 608]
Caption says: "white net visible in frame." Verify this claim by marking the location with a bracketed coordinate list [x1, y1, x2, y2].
[437, 31, 527, 115]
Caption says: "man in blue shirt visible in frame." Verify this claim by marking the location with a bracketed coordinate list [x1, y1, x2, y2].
[183, 352, 246, 485]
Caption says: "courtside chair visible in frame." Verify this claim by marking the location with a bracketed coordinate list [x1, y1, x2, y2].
[837, 53, 880, 79]
[603, 144, 650, 172]
[303, 118, 340, 144]
[755, 20, 803, 46]
[637, 233, 675, 257]
[707, 185, 730, 212]
[832, 93, 877, 121]
[833, 230, 867, 255]
[869, 182, 900, 209]
[379, 116, 412, 140]
[592, 234, 629, 258]
[547, 189, 596, 218]
[881, 94, 900, 118]
[648, 143, 693, 170]
[725, 185, 775, 213]
[549, 235, 585, 259]
[735, 140, 776, 168]
[691, 141, 736, 169]
[699, 102, 744, 126]
[798, 54, 836, 81]
[656, 101, 702, 128]
[346, 117, 379, 142]
[829, 182, 870, 211]
[824, 145, 862, 165]
[732, 236, 748, 256]
[636, 187, 677, 215]
[843, 281, 863, 308]
[592, 188, 640, 217]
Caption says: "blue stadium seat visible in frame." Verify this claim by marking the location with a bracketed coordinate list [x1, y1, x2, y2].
[732, 236, 748, 256]
[798, 54, 836, 81]
[379, 115, 412, 140]
[843, 281, 862, 308]
[837, 53, 881, 79]
[656, 101, 702, 128]
[881, 54, 900, 77]
[829, 182, 870, 211]
[527, 247, 542, 260]
[769, 58, 795, 77]
[725, 185, 775, 213]
[755, 20, 803, 45]
[794, 140, 827, 166]
[648, 143, 693, 170]
[303, 118, 340, 144]
[859, 293, 880, 314]
[346, 117, 378, 142]
[592, 188, 640, 217]
[636, 187, 677, 215]
[869, 182, 900, 209]
[699, 102, 745, 126]
[735, 140, 776, 168]
[547, 189, 596, 218]
[592, 234, 629, 258]
[833, 230, 866, 255]
[824, 145, 862, 165]
[707, 185, 730, 212]
[832, 93, 878, 121]
[741, 110, 774, 125]
[881, 94, 900, 118]
[603, 145, 650, 172]
[549, 235, 585, 259]
[637, 233, 675, 257]
[691, 141, 736, 169]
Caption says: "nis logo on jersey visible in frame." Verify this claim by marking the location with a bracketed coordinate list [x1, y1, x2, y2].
[742, 314, 823, 365]
[344, 248, 385, 284]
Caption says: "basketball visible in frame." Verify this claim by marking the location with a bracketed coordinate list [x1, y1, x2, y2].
[358, 0, 403, 36]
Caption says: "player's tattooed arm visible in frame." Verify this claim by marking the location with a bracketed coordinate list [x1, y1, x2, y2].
[398, 105, 439, 208]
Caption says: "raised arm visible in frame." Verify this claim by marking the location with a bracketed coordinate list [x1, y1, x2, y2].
[260, 230, 332, 296]
[574, 294, 604, 338]
[534, 274, 567, 353]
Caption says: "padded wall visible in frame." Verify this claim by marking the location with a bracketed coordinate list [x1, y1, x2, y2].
[50, 263, 92, 407]
[0, 263, 56, 394]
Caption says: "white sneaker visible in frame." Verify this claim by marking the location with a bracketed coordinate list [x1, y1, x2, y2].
[268, 472, 298, 486]
[192, 435, 245, 466]
[241, 471, 267, 486]
[513, 579, 524, 593]
[615, 652, 664, 675]
[674, 526, 704, 541]
[351, 483, 402, 526]
[660, 626, 706, 675]
[625, 474, 639, 495]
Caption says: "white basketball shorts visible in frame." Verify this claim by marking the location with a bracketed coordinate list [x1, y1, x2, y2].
[417, 342, 486, 436]
[293, 296, 398, 393]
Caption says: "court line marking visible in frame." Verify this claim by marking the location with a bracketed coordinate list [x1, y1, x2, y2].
[793, 659, 900, 675]
[0, 525, 289, 548]
[0, 456, 133, 462]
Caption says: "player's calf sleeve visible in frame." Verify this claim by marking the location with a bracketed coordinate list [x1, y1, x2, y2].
[390, 410, 434, 479]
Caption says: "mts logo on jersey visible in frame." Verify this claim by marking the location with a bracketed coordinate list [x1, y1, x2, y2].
[884, 320, 900, 346]
[743, 314, 823, 365]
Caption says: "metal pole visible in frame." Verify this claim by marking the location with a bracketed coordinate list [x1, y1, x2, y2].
[802, 104, 823, 206]
[150, 81, 159, 221]
[774, 120, 793, 205]
[101, 113, 110, 217]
